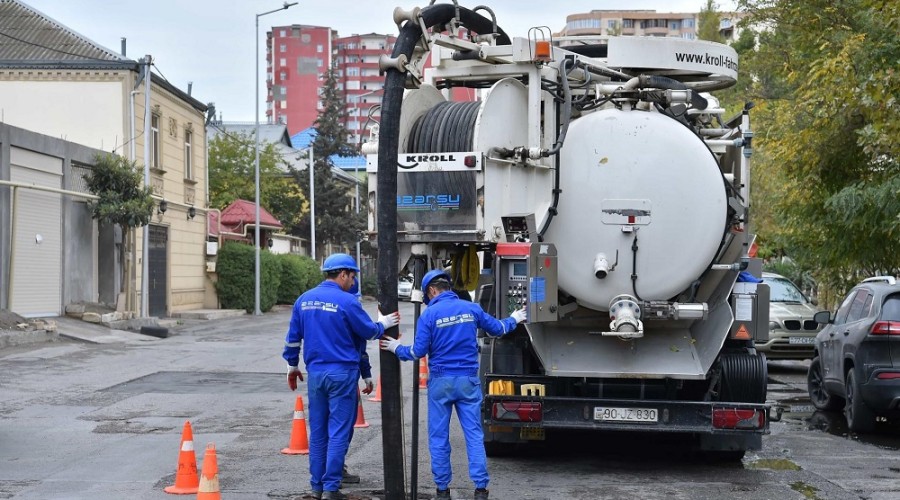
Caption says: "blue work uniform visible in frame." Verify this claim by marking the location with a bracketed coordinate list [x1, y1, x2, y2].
[282, 280, 386, 493]
[393, 290, 518, 491]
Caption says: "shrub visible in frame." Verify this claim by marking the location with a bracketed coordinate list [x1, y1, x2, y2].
[276, 254, 323, 304]
[216, 242, 281, 312]
[361, 276, 378, 297]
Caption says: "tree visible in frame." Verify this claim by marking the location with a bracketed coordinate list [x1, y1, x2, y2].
[85, 153, 154, 297]
[208, 130, 307, 234]
[739, 0, 900, 294]
[698, 0, 725, 43]
[296, 63, 366, 259]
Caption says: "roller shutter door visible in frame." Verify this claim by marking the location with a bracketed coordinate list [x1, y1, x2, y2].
[9, 148, 63, 317]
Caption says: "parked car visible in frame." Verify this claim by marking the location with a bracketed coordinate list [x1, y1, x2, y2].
[756, 272, 824, 360]
[397, 274, 414, 301]
[807, 277, 900, 432]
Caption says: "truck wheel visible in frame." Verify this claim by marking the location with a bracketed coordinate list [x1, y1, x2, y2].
[807, 357, 842, 411]
[844, 369, 876, 433]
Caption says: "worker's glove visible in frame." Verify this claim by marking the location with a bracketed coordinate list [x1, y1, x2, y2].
[378, 310, 401, 330]
[287, 365, 303, 391]
[511, 307, 527, 324]
[362, 378, 375, 395]
[380, 336, 401, 354]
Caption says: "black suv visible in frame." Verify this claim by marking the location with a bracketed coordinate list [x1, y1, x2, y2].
[807, 277, 900, 432]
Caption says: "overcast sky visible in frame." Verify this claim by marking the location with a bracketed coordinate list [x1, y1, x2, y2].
[23, 0, 737, 122]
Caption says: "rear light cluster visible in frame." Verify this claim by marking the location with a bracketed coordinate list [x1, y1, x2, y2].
[871, 321, 900, 335]
[712, 408, 766, 430]
[492, 402, 542, 422]
[876, 372, 900, 380]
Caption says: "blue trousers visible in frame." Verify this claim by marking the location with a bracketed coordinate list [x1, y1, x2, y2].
[307, 369, 358, 492]
[427, 375, 489, 490]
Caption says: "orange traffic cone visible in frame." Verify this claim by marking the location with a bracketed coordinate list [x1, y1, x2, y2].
[196, 443, 221, 500]
[418, 356, 429, 389]
[354, 387, 370, 428]
[282, 395, 310, 455]
[367, 377, 382, 402]
[163, 420, 199, 494]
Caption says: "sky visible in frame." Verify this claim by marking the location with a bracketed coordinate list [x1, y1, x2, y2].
[22, 0, 737, 122]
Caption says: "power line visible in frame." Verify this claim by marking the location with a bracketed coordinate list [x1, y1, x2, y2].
[0, 29, 124, 63]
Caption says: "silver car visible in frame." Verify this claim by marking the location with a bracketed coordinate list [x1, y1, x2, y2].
[756, 272, 824, 360]
[397, 274, 413, 301]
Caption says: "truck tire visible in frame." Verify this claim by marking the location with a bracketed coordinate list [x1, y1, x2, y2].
[807, 357, 842, 411]
[844, 369, 876, 433]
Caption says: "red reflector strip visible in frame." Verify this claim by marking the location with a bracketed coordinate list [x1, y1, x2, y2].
[712, 408, 765, 429]
[876, 372, 900, 380]
[492, 402, 542, 422]
[871, 321, 900, 335]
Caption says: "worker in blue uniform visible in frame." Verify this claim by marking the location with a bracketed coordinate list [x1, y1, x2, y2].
[283, 253, 400, 500]
[381, 270, 526, 500]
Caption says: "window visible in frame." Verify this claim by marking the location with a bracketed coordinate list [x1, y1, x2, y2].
[883, 295, 900, 321]
[608, 20, 617, 28]
[151, 114, 160, 169]
[834, 291, 858, 325]
[683, 18, 695, 28]
[280, 44, 286, 52]
[279, 71, 287, 80]
[846, 291, 871, 323]
[623, 19, 633, 28]
[670, 21, 681, 30]
[184, 130, 193, 180]
[280, 87, 287, 96]
[280, 29, 286, 37]
[317, 44, 323, 53]
[280, 58, 286, 66]
[317, 59, 323, 67]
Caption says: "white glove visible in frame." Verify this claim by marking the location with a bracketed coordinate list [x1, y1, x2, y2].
[362, 378, 375, 395]
[380, 336, 402, 354]
[378, 310, 400, 330]
[511, 307, 527, 323]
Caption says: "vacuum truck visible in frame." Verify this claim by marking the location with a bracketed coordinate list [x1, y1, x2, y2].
[366, 2, 770, 459]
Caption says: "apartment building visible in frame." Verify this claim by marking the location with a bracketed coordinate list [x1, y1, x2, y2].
[561, 10, 699, 39]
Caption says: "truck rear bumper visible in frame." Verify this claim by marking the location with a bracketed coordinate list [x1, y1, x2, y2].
[484, 395, 768, 441]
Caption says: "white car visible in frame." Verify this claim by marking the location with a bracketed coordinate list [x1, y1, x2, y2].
[397, 274, 413, 301]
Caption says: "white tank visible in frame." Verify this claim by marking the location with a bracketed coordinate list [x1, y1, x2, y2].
[543, 108, 727, 311]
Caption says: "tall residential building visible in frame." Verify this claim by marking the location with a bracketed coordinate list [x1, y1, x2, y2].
[266, 26, 396, 139]
[561, 10, 699, 39]
[335, 33, 395, 146]
[266, 24, 335, 134]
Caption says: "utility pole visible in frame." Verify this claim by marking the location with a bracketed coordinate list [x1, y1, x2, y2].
[141, 55, 152, 318]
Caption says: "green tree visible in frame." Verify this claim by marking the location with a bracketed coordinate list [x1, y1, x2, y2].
[85, 153, 154, 296]
[208, 131, 307, 234]
[296, 63, 366, 259]
[698, 0, 725, 43]
[740, 0, 900, 293]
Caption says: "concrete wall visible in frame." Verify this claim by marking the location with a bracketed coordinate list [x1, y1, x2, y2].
[0, 124, 106, 313]
[0, 74, 127, 152]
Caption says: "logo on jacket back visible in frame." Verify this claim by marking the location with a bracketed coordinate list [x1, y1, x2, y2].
[397, 193, 461, 211]
[436, 313, 475, 327]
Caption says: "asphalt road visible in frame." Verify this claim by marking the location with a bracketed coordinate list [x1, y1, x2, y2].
[1, 300, 898, 500]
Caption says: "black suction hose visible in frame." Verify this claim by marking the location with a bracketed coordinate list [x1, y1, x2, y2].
[376, 6, 510, 499]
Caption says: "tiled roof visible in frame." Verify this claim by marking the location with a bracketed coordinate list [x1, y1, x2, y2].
[220, 199, 283, 229]
[0, 0, 133, 68]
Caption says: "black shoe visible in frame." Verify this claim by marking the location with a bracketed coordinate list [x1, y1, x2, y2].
[322, 491, 347, 500]
[436, 488, 452, 499]
[341, 465, 360, 484]
[474, 488, 489, 500]
[292, 493, 321, 500]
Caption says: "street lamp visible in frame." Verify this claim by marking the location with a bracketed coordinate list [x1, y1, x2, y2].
[255, 1, 298, 316]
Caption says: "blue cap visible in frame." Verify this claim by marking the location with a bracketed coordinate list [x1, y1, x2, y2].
[321, 253, 360, 273]
[421, 269, 451, 305]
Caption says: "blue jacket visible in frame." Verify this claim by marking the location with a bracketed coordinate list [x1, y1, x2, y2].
[283, 280, 385, 373]
[394, 290, 518, 376]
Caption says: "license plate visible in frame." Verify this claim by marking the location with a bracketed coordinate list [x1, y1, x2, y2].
[519, 427, 545, 440]
[789, 336, 815, 345]
[594, 407, 658, 422]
